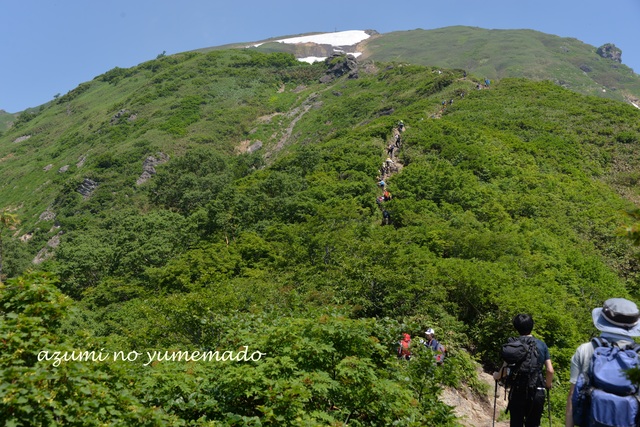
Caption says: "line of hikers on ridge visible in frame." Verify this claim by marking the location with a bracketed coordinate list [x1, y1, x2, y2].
[376, 120, 404, 226]
[375, 72, 487, 225]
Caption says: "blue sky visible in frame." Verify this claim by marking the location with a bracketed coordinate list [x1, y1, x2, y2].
[1, 0, 639, 113]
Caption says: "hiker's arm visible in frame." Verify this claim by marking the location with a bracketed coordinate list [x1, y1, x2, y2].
[492, 363, 507, 381]
[544, 358, 554, 389]
[565, 384, 575, 427]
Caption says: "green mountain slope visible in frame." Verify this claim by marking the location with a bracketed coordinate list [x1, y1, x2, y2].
[242, 26, 640, 106]
[2, 49, 640, 425]
[360, 27, 640, 104]
[0, 110, 17, 135]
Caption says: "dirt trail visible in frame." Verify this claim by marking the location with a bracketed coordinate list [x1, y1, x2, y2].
[441, 370, 510, 427]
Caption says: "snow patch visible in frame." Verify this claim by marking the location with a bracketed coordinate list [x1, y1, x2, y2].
[299, 52, 362, 64]
[250, 30, 370, 65]
[253, 30, 369, 48]
[298, 56, 328, 64]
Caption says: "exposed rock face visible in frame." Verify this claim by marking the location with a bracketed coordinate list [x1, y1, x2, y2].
[597, 43, 622, 63]
[247, 141, 263, 154]
[13, 135, 31, 143]
[440, 370, 509, 427]
[320, 54, 358, 83]
[136, 152, 169, 185]
[39, 208, 56, 221]
[77, 178, 98, 198]
[110, 109, 136, 124]
[33, 231, 63, 265]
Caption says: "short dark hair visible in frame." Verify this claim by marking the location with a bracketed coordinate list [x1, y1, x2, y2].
[513, 313, 534, 335]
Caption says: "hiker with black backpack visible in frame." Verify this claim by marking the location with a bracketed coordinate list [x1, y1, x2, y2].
[494, 314, 554, 427]
[566, 298, 640, 427]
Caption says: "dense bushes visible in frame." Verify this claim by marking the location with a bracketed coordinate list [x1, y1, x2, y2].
[3, 49, 640, 424]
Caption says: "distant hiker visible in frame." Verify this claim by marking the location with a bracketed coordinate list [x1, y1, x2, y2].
[494, 313, 554, 427]
[382, 209, 391, 225]
[449, 99, 453, 105]
[387, 143, 395, 157]
[385, 157, 394, 167]
[423, 328, 440, 351]
[376, 196, 384, 206]
[394, 133, 401, 147]
[463, 70, 467, 78]
[566, 298, 640, 427]
[383, 190, 392, 202]
[378, 179, 385, 188]
[397, 333, 411, 360]
[423, 328, 446, 364]
[381, 161, 388, 176]
[397, 120, 405, 132]
[485, 78, 491, 86]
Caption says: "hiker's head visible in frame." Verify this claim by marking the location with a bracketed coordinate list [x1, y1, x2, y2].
[592, 298, 640, 337]
[424, 328, 435, 338]
[402, 333, 411, 341]
[512, 314, 534, 335]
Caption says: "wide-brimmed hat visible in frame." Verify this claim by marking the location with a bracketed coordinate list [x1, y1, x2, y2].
[592, 298, 640, 337]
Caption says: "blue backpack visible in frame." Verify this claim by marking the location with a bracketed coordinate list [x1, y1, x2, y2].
[572, 337, 640, 427]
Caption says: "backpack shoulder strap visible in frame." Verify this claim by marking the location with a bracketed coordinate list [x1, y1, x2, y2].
[622, 342, 640, 353]
[591, 336, 610, 349]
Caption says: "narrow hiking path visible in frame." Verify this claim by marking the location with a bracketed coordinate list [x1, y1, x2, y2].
[375, 121, 405, 225]
[441, 370, 510, 427]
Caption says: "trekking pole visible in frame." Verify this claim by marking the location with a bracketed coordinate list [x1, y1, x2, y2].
[546, 388, 552, 427]
[493, 379, 498, 427]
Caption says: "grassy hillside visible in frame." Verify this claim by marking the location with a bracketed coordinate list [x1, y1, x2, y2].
[2, 49, 640, 425]
[360, 27, 640, 104]
[0, 110, 16, 134]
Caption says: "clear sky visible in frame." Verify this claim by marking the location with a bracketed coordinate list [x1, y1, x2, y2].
[1, 0, 639, 113]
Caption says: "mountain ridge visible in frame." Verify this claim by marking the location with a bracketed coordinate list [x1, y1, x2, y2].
[2, 25, 638, 125]
[240, 26, 640, 106]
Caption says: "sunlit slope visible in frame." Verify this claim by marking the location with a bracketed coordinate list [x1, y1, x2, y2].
[360, 27, 640, 104]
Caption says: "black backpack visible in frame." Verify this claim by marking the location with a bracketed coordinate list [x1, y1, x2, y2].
[501, 336, 543, 393]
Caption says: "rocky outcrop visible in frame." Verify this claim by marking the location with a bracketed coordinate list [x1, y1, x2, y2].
[39, 208, 56, 222]
[440, 370, 509, 427]
[33, 231, 63, 265]
[597, 43, 622, 63]
[110, 109, 137, 124]
[136, 152, 169, 185]
[77, 178, 98, 198]
[13, 135, 31, 143]
[320, 54, 358, 83]
[247, 141, 263, 154]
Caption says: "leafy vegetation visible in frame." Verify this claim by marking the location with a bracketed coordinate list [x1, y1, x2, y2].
[1, 47, 640, 425]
